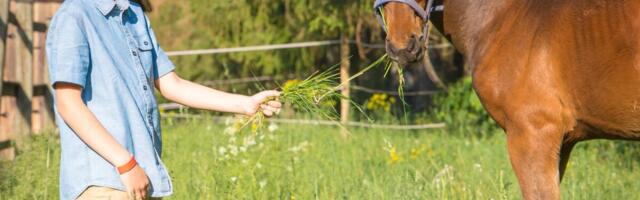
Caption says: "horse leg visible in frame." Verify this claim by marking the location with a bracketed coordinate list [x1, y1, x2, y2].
[506, 127, 564, 200]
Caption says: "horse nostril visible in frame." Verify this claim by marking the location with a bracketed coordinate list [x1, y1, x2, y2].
[408, 38, 420, 52]
[385, 41, 399, 54]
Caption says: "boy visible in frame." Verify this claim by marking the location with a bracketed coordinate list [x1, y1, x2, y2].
[46, 0, 281, 199]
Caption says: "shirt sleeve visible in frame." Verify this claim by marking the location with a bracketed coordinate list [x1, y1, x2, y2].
[47, 12, 90, 88]
[154, 45, 175, 79]
[144, 15, 175, 80]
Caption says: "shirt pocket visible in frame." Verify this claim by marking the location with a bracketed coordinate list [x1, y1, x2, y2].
[134, 33, 155, 80]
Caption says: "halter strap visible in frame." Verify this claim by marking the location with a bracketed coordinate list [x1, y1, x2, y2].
[373, 0, 437, 34]
[374, 0, 429, 19]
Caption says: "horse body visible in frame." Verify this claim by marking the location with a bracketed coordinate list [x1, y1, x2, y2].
[379, 0, 640, 199]
[453, 0, 640, 139]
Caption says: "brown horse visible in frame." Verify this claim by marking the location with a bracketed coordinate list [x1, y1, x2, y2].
[377, 0, 640, 199]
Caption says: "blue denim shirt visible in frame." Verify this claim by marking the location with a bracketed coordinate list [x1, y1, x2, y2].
[46, 0, 175, 199]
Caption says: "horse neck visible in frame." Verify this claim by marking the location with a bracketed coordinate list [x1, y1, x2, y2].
[443, 0, 515, 67]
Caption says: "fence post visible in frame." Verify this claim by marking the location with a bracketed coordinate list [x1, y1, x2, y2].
[14, 0, 33, 137]
[340, 35, 350, 138]
[0, 0, 9, 160]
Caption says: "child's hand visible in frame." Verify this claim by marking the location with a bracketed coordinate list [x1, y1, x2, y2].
[120, 165, 149, 200]
[245, 90, 282, 117]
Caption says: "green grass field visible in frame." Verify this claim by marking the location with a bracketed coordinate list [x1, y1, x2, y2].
[2, 118, 640, 199]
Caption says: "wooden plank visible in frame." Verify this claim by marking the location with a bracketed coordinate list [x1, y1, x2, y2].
[339, 35, 350, 138]
[0, 0, 12, 161]
[14, 0, 33, 136]
[0, 83, 15, 160]
[32, 0, 53, 133]
[0, 0, 8, 105]
[2, 2, 13, 83]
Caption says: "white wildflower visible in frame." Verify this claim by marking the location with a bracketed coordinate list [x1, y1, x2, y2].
[230, 177, 238, 182]
[224, 127, 238, 135]
[433, 165, 455, 188]
[218, 147, 227, 155]
[259, 180, 268, 188]
[243, 136, 257, 147]
[473, 163, 482, 172]
[268, 123, 279, 132]
[288, 141, 311, 153]
[228, 145, 239, 156]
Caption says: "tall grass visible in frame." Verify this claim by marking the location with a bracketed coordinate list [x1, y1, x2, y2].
[2, 121, 640, 199]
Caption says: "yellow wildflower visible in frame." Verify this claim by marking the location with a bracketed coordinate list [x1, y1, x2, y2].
[384, 140, 402, 164]
[251, 122, 258, 133]
[366, 93, 397, 114]
[410, 148, 421, 160]
[389, 147, 401, 164]
[282, 79, 301, 92]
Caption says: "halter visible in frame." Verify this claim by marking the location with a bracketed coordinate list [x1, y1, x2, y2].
[373, 0, 442, 41]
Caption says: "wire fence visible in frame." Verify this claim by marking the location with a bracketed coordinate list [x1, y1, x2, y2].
[351, 85, 440, 96]
[168, 39, 446, 96]
[165, 40, 451, 56]
[161, 39, 448, 130]
[162, 113, 446, 130]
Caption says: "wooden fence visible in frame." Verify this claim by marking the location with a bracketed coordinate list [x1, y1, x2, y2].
[0, 0, 61, 160]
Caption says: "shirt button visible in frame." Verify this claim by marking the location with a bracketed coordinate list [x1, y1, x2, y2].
[143, 41, 149, 45]
[143, 85, 148, 90]
[132, 51, 138, 56]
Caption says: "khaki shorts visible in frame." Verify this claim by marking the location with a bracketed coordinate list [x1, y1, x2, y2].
[77, 186, 162, 200]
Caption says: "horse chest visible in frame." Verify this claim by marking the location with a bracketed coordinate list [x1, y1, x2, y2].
[470, 37, 640, 139]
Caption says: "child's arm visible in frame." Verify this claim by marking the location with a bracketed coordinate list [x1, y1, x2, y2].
[55, 83, 150, 199]
[155, 72, 281, 116]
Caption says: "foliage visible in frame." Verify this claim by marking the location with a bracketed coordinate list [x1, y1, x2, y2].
[431, 77, 500, 136]
[5, 122, 640, 199]
[148, 0, 384, 84]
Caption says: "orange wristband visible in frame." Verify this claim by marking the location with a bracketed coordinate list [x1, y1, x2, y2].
[117, 156, 137, 175]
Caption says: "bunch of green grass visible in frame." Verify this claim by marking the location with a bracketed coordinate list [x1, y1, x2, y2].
[279, 66, 344, 121]
[230, 55, 388, 135]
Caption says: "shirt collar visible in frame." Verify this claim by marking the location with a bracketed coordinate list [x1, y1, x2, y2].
[95, 0, 131, 16]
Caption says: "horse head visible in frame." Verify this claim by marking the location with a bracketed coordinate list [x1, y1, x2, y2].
[375, 0, 443, 65]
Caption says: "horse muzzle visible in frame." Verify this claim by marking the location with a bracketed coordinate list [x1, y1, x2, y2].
[385, 35, 425, 65]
